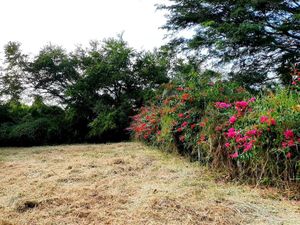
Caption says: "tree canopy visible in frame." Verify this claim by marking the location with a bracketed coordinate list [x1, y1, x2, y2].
[159, 0, 300, 85]
[0, 37, 170, 145]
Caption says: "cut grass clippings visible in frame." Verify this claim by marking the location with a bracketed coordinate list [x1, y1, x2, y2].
[0, 142, 299, 225]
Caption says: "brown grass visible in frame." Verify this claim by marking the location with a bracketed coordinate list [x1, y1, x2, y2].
[0, 142, 299, 225]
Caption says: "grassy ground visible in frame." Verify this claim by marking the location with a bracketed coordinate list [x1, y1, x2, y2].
[0, 142, 299, 225]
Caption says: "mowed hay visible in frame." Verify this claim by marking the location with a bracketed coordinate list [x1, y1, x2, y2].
[0, 143, 299, 225]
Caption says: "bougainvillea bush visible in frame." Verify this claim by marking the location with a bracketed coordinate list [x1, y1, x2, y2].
[129, 70, 300, 186]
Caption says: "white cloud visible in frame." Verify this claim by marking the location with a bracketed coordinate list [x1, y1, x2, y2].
[0, 0, 169, 55]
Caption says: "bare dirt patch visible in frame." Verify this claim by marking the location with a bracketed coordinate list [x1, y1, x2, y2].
[0, 142, 299, 225]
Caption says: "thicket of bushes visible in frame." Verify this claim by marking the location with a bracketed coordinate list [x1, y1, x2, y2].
[0, 97, 68, 146]
[129, 68, 300, 185]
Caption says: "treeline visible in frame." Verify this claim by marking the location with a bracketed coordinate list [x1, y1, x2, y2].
[1, 0, 299, 149]
[0, 38, 170, 146]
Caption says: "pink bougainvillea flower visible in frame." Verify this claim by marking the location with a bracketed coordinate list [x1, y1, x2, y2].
[282, 142, 288, 148]
[248, 97, 256, 102]
[177, 87, 184, 91]
[236, 101, 248, 107]
[229, 152, 239, 159]
[178, 113, 184, 118]
[287, 139, 295, 147]
[215, 102, 232, 109]
[236, 135, 250, 144]
[144, 135, 149, 139]
[191, 124, 196, 129]
[243, 142, 253, 152]
[229, 116, 237, 124]
[292, 81, 297, 85]
[200, 135, 206, 141]
[181, 93, 190, 101]
[179, 135, 185, 142]
[286, 152, 292, 159]
[157, 131, 161, 135]
[246, 129, 257, 137]
[177, 127, 183, 132]
[270, 118, 276, 126]
[225, 142, 231, 148]
[260, 116, 268, 123]
[284, 129, 294, 140]
[227, 128, 237, 138]
[235, 135, 244, 143]
[228, 128, 235, 132]
[235, 101, 248, 111]
[181, 121, 188, 128]
[199, 122, 206, 127]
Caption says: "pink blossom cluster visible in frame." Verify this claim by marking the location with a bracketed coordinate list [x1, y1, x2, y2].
[181, 121, 188, 128]
[282, 130, 299, 158]
[215, 102, 232, 109]
[229, 116, 237, 124]
[226, 128, 259, 159]
[260, 116, 276, 126]
[227, 128, 237, 138]
[291, 67, 300, 86]
[235, 101, 249, 112]
[291, 78, 300, 85]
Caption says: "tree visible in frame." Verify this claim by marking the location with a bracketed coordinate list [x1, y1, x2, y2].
[159, 0, 300, 85]
[0, 37, 170, 144]
[67, 37, 169, 141]
[1, 42, 27, 102]
[27, 45, 80, 104]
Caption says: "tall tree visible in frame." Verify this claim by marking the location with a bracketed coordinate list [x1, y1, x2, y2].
[159, 0, 300, 85]
[67, 37, 169, 140]
[1, 42, 27, 102]
[27, 45, 80, 104]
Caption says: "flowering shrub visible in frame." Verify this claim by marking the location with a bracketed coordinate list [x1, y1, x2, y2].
[291, 66, 300, 90]
[129, 74, 300, 186]
[129, 106, 161, 142]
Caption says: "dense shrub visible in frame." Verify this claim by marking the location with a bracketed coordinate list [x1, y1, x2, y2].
[129, 71, 300, 185]
[0, 99, 67, 146]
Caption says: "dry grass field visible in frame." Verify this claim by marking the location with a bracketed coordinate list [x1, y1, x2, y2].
[0, 142, 299, 225]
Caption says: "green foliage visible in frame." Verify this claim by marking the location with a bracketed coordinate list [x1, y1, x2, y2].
[0, 37, 169, 145]
[1, 42, 27, 102]
[67, 37, 169, 141]
[88, 110, 118, 137]
[129, 71, 300, 185]
[0, 98, 67, 146]
[158, 0, 300, 86]
[28, 44, 80, 103]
